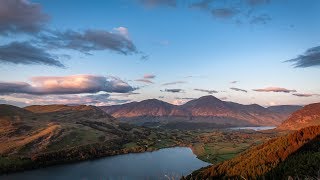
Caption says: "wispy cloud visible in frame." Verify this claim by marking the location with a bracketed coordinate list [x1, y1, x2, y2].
[0, 0, 49, 35]
[194, 88, 218, 94]
[230, 87, 248, 93]
[143, 74, 156, 79]
[175, 97, 195, 100]
[285, 46, 320, 68]
[161, 89, 184, 93]
[292, 93, 320, 97]
[2, 93, 131, 106]
[0, 41, 65, 67]
[139, 0, 177, 8]
[171, 97, 194, 105]
[0, 74, 135, 95]
[189, 0, 213, 11]
[211, 8, 239, 19]
[162, 81, 187, 86]
[253, 87, 296, 93]
[135, 79, 154, 84]
[135, 74, 156, 84]
[37, 28, 139, 56]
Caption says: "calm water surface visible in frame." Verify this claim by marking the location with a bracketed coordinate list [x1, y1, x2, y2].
[229, 126, 276, 131]
[1, 147, 210, 180]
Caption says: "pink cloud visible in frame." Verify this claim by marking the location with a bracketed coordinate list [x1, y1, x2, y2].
[0, 74, 135, 95]
[253, 87, 296, 93]
[143, 74, 156, 79]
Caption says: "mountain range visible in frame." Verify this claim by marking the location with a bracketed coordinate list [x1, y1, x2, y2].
[100, 95, 302, 126]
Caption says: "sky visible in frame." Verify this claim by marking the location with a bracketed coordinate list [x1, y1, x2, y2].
[0, 0, 320, 107]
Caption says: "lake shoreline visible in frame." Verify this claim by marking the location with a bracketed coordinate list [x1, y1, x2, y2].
[0, 138, 191, 175]
[1, 146, 210, 179]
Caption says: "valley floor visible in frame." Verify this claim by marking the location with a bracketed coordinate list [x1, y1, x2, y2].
[0, 126, 279, 174]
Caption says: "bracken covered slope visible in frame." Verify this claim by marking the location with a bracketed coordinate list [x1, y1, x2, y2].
[277, 103, 320, 130]
[185, 125, 320, 179]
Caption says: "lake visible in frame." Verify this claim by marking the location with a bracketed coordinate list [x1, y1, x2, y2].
[229, 126, 276, 131]
[1, 147, 210, 180]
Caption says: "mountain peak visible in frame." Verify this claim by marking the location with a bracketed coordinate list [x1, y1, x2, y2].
[198, 95, 222, 101]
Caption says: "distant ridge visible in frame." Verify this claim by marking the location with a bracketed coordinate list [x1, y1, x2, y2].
[25, 104, 115, 120]
[267, 105, 302, 119]
[100, 95, 301, 126]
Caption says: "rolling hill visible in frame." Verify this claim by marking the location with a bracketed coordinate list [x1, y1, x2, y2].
[277, 103, 320, 130]
[101, 95, 301, 126]
[0, 104, 147, 156]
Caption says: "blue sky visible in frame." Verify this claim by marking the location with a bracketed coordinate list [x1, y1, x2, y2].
[0, 0, 320, 106]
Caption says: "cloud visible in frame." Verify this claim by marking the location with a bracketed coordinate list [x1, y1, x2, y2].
[37, 28, 139, 55]
[189, 0, 213, 11]
[0, 75, 135, 95]
[113, 27, 129, 39]
[2, 93, 130, 106]
[250, 14, 271, 24]
[211, 8, 239, 19]
[0, 41, 65, 67]
[285, 46, 320, 68]
[0, 0, 49, 34]
[135, 79, 153, 84]
[139, 0, 177, 7]
[138, 0, 272, 25]
[292, 93, 320, 97]
[161, 89, 184, 93]
[135, 74, 156, 84]
[230, 87, 248, 93]
[158, 96, 165, 99]
[0, 98, 28, 107]
[194, 88, 218, 94]
[175, 97, 195, 100]
[171, 98, 193, 105]
[111, 92, 140, 97]
[162, 81, 187, 86]
[253, 87, 296, 93]
[143, 74, 156, 79]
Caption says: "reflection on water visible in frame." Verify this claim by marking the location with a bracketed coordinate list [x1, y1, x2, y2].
[1, 147, 210, 180]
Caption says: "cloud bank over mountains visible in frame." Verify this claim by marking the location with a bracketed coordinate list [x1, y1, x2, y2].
[0, 74, 135, 95]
